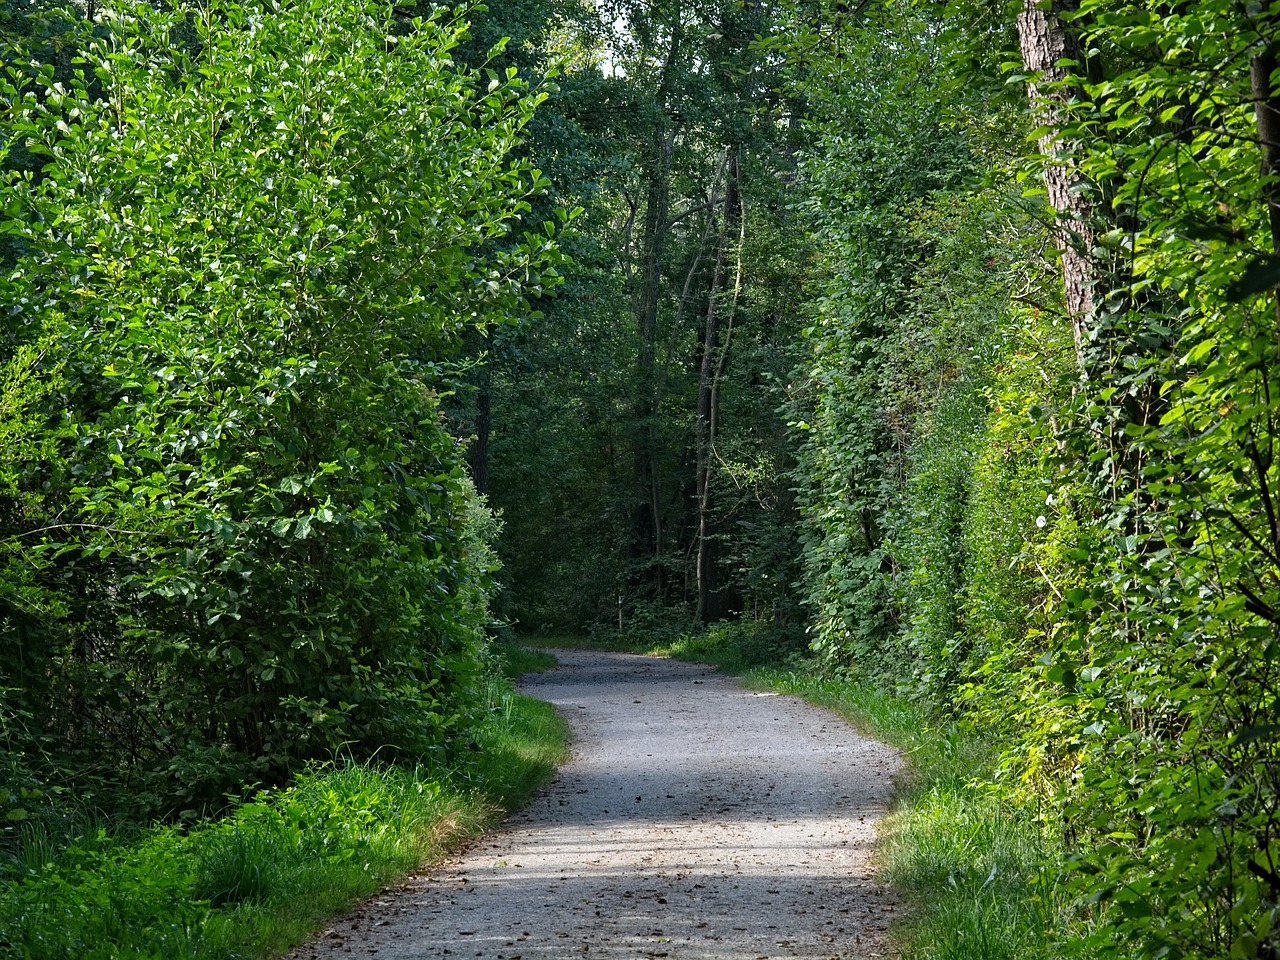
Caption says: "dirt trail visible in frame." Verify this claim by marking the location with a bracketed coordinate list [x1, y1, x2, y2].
[291, 650, 903, 959]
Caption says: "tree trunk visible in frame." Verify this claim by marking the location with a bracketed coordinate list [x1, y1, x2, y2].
[629, 22, 683, 600]
[1016, 0, 1094, 361]
[630, 131, 675, 596]
[1253, 45, 1280, 343]
[695, 151, 742, 623]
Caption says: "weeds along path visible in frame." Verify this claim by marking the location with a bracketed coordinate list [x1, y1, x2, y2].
[291, 650, 903, 960]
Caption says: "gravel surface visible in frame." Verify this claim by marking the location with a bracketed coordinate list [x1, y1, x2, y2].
[291, 650, 904, 960]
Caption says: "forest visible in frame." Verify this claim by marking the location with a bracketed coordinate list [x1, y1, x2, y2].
[3, 0, 1280, 957]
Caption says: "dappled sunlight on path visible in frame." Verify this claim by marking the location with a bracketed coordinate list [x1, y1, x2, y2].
[291, 651, 902, 959]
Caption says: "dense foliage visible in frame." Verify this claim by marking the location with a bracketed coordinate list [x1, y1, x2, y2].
[479, 0, 810, 641]
[786, 0, 1280, 956]
[0, 0, 558, 814]
[9, 0, 1280, 956]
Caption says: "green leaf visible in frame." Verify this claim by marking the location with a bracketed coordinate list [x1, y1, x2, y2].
[1225, 254, 1280, 301]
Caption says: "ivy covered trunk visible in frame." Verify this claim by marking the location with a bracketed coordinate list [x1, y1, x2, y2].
[1016, 0, 1095, 359]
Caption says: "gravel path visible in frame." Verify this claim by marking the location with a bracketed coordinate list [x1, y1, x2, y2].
[291, 650, 903, 959]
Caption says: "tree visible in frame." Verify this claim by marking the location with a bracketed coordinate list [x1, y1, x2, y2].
[1015, 0, 1095, 358]
[485, 0, 809, 636]
[0, 0, 558, 807]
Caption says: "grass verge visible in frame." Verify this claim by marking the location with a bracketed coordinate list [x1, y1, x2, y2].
[750, 668, 1074, 960]
[532, 627, 1079, 960]
[489, 638, 559, 678]
[0, 680, 568, 960]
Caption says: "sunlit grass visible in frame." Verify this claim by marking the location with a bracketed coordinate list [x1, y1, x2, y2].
[748, 664, 1082, 960]
[471, 686, 569, 812]
[0, 685, 569, 960]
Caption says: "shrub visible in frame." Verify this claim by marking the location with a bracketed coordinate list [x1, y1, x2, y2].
[0, 0, 560, 806]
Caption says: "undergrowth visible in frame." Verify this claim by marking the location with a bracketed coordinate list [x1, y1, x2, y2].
[537, 619, 809, 672]
[0, 679, 567, 960]
[490, 639, 558, 679]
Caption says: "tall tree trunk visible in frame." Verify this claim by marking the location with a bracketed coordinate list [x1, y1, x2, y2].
[629, 22, 683, 600]
[696, 150, 742, 623]
[1017, 0, 1094, 361]
[1253, 43, 1280, 343]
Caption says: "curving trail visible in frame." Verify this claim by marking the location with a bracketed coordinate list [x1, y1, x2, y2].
[290, 650, 903, 959]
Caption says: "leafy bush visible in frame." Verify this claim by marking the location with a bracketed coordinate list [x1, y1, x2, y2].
[791, 1, 1280, 956]
[894, 381, 988, 701]
[0, 0, 561, 806]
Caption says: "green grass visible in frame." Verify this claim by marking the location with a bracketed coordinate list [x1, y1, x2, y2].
[567, 620, 1079, 960]
[0, 683, 569, 960]
[471, 678, 568, 810]
[488, 638, 559, 678]
[751, 667, 1084, 959]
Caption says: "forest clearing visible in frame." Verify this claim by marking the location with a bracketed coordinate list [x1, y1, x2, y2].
[4, 0, 1280, 957]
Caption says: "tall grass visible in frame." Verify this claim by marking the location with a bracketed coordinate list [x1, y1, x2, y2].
[0, 687, 568, 960]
